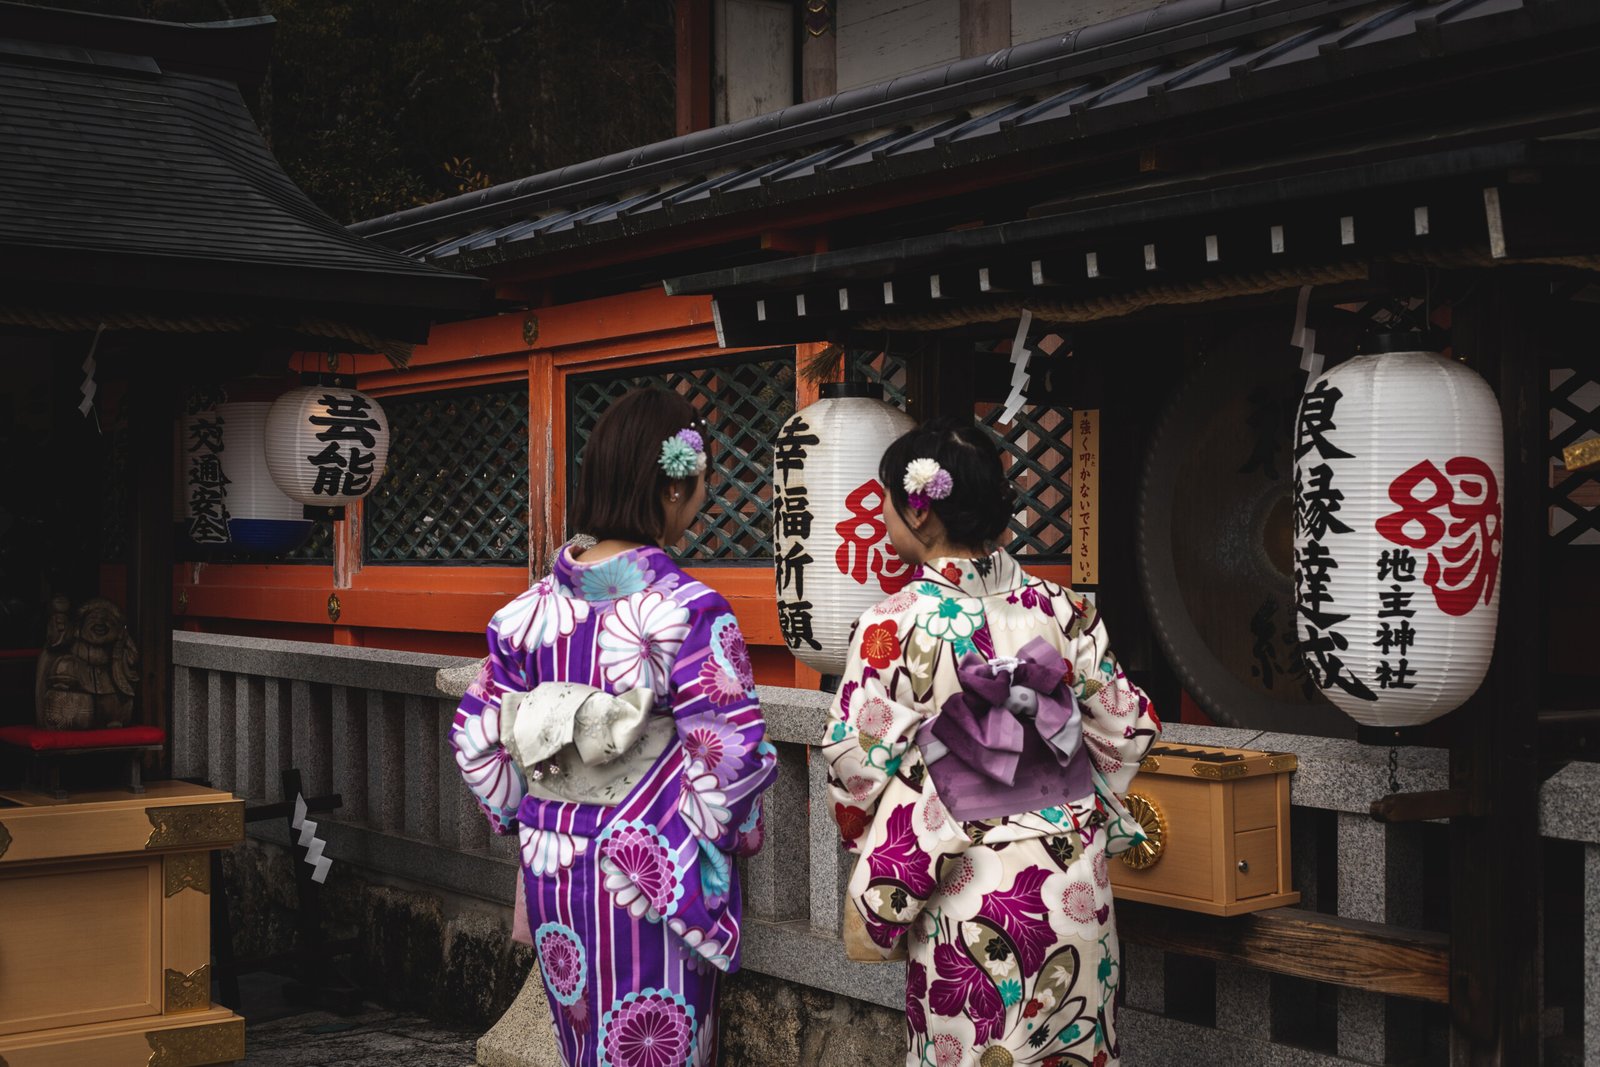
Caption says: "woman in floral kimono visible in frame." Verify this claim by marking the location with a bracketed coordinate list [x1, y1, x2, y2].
[823, 418, 1160, 1067]
[452, 388, 777, 1067]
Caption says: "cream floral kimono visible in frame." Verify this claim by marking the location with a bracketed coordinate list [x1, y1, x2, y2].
[823, 551, 1160, 1067]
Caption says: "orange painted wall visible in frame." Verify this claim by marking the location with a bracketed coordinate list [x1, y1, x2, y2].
[178, 289, 816, 684]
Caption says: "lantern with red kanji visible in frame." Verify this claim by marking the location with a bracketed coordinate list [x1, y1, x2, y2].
[1292, 334, 1504, 727]
[264, 383, 391, 507]
[772, 382, 916, 674]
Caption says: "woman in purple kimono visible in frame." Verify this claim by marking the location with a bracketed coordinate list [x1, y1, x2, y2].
[451, 388, 777, 1067]
[823, 419, 1160, 1067]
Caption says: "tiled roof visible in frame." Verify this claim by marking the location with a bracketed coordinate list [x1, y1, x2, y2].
[0, 3, 481, 318]
[351, 0, 1588, 271]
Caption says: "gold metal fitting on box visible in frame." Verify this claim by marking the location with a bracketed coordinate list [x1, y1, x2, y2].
[1120, 793, 1167, 870]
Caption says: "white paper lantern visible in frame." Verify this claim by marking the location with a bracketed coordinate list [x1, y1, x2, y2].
[1292, 341, 1504, 727]
[264, 384, 390, 506]
[176, 400, 312, 554]
[773, 382, 916, 674]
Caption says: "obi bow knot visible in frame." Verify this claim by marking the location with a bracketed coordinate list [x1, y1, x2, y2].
[501, 682, 675, 806]
[915, 637, 1088, 821]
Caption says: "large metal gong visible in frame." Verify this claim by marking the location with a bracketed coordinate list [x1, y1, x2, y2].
[1138, 320, 1353, 736]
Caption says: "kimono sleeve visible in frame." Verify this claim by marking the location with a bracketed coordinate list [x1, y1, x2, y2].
[821, 612, 926, 853]
[669, 601, 777, 856]
[1060, 594, 1162, 797]
[448, 627, 527, 835]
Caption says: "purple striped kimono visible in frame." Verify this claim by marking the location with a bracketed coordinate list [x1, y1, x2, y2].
[451, 544, 777, 1067]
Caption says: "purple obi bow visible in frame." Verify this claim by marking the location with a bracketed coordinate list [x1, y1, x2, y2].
[916, 637, 1089, 821]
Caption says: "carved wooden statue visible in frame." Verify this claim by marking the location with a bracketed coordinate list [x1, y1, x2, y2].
[34, 596, 139, 730]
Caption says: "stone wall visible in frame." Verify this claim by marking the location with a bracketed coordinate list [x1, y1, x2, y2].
[223, 837, 534, 1029]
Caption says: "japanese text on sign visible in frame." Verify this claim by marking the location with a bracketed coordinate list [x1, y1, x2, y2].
[1294, 380, 1377, 702]
[774, 418, 823, 651]
[1073, 409, 1099, 586]
[187, 414, 231, 544]
[307, 392, 381, 497]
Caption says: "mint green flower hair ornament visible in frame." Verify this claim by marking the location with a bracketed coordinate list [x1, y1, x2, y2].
[658, 428, 707, 479]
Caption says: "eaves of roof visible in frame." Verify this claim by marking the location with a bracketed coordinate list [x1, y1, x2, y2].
[0, 15, 483, 326]
[351, 0, 1600, 273]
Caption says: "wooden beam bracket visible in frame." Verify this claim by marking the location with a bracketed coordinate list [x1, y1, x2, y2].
[1369, 787, 1474, 823]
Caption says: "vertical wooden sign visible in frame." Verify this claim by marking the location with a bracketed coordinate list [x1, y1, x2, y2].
[1073, 409, 1100, 587]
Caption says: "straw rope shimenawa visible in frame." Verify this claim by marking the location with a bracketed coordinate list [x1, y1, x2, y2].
[854, 250, 1600, 332]
[0, 306, 416, 368]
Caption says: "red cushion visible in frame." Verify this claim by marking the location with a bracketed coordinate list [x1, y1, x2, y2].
[0, 724, 167, 751]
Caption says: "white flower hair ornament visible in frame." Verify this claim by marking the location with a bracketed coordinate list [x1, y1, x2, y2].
[658, 428, 708, 479]
[903, 458, 954, 512]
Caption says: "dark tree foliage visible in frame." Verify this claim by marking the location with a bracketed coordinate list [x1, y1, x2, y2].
[22, 0, 677, 223]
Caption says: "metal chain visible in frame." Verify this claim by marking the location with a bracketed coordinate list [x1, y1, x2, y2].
[1387, 744, 1401, 795]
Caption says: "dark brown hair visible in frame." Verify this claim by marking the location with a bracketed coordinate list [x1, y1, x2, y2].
[569, 388, 705, 544]
[879, 417, 1016, 549]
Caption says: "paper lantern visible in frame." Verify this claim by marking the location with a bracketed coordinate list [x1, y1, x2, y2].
[773, 382, 916, 674]
[176, 399, 312, 555]
[1292, 337, 1504, 727]
[264, 384, 390, 506]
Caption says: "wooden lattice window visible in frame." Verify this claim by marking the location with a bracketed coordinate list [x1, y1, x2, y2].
[567, 351, 796, 561]
[1550, 366, 1600, 546]
[365, 384, 530, 564]
[846, 351, 1073, 560]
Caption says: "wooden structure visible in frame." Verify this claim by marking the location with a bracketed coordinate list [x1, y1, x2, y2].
[0, 6, 477, 1060]
[0, 3, 479, 750]
[0, 782, 245, 1066]
[125, 0, 1597, 1061]
[1110, 742, 1300, 916]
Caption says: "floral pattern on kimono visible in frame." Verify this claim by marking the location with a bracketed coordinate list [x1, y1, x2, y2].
[823, 551, 1160, 1067]
[452, 544, 777, 1067]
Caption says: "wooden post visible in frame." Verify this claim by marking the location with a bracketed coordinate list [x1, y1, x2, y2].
[675, 0, 712, 135]
[960, 0, 1010, 58]
[1448, 280, 1544, 1063]
[127, 350, 176, 778]
[801, 1, 837, 102]
[904, 336, 974, 423]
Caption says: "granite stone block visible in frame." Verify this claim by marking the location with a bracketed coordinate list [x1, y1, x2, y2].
[366, 689, 405, 833]
[741, 917, 905, 1010]
[234, 673, 267, 800]
[289, 678, 333, 796]
[331, 684, 369, 822]
[1541, 762, 1600, 845]
[476, 969, 564, 1067]
[437, 659, 485, 701]
[1254, 732, 1445, 816]
[263, 677, 292, 801]
[1123, 943, 1166, 1014]
[171, 665, 205, 780]
[1217, 963, 1272, 1040]
[744, 740, 810, 922]
[755, 683, 833, 745]
[206, 669, 237, 793]
[1586, 844, 1600, 1067]
[1121, 1006, 1362, 1065]
[1336, 813, 1423, 927]
[403, 693, 441, 840]
[174, 630, 472, 698]
[808, 747, 845, 936]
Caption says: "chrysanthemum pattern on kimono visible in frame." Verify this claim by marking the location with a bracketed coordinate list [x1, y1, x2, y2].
[823, 550, 1160, 1067]
[451, 544, 776, 1067]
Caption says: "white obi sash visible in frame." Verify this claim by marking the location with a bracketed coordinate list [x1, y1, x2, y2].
[500, 682, 675, 807]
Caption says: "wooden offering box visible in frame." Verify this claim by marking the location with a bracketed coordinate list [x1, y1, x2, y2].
[1110, 743, 1299, 916]
[0, 782, 246, 1066]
